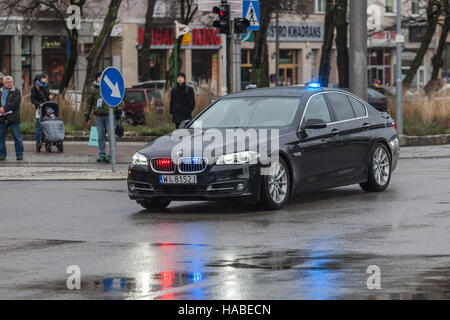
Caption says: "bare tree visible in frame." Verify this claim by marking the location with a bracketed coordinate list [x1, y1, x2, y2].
[318, 0, 336, 87]
[251, 0, 311, 88]
[0, 0, 86, 94]
[81, 0, 123, 102]
[426, 0, 450, 93]
[335, 0, 348, 88]
[140, 0, 158, 82]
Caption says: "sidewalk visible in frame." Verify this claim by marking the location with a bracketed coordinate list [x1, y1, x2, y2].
[1, 142, 449, 181]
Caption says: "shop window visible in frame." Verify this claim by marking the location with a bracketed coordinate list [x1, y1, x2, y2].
[241, 49, 254, 88]
[0, 37, 11, 76]
[192, 50, 215, 87]
[138, 50, 166, 82]
[42, 36, 67, 89]
[22, 36, 32, 92]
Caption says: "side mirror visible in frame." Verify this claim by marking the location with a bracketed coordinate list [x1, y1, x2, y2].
[303, 119, 327, 130]
[179, 119, 191, 129]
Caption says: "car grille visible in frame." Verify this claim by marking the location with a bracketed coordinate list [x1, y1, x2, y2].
[151, 158, 176, 173]
[178, 157, 208, 173]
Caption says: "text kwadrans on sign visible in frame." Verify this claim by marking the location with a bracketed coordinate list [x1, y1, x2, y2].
[267, 23, 324, 42]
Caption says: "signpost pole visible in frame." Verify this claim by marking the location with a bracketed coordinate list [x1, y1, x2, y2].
[109, 107, 117, 173]
[275, 11, 279, 87]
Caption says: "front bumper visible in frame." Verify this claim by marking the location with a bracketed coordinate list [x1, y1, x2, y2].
[128, 163, 262, 201]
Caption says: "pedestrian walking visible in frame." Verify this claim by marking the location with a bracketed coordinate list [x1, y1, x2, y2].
[84, 72, 122, 163]
[0, 76, 24, 161]
[31, 74, 53, 151]
[170, 72, 195, 129]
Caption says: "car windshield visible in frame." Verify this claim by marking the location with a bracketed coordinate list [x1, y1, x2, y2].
[190, 97, 301, 128]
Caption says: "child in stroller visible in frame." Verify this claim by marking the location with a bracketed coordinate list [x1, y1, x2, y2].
[38, 101, 65, 153]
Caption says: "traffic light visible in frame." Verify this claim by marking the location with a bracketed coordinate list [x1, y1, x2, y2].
[234, 18, 250, 34]
[212, 4, 230, 35]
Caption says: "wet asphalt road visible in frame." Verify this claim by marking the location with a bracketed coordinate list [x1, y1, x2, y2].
[0, 158, 449, 300]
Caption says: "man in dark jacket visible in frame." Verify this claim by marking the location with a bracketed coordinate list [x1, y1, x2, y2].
[170, 73, 195, 129]
[85, 72, 122, 163]
[31, 74, 52, 151]
[0, 76, 24, 161]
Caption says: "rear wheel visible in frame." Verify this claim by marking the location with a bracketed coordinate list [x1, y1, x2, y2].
[260, 158, 291, 210]
[360, 143, 392, 192]
[45, 143, 52, 153]
[137, 199, 171, 211]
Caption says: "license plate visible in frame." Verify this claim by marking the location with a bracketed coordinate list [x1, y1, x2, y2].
[159, 175, 197, 184]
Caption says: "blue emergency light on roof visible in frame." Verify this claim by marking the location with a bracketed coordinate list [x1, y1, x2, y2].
[307, 81, 321, 89]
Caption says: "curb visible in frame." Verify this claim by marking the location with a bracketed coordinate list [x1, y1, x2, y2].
[10, 135, 158, 142]
[10, 134, 450, 146]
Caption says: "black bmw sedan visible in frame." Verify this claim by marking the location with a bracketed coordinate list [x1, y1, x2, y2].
[128, 85, 399, 210]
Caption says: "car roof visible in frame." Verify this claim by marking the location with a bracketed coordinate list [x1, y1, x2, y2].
[223, 86, 354, 99]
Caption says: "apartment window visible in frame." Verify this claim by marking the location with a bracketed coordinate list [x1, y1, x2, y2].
[315, 0, 325, 13]
[411, 0, 420, 15]
[385, 0, 395, 13]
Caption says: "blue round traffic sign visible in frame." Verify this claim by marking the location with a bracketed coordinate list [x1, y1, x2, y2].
[100, 67, 125, 108]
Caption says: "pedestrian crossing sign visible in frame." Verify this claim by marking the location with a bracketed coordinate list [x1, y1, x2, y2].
[243, 0, 260, 31]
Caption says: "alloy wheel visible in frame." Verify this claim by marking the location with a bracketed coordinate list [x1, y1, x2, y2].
[373, 147, 390, 186]
[268, 162, 288, 204]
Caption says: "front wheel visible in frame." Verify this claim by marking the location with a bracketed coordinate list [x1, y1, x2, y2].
[137, 199, 171, 211]
[260, 158, 291, 210]
[360, 143, 392, 192]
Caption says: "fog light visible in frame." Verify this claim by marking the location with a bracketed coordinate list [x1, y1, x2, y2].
[236, 183, 245, 192]
[129, 184, 136, 192]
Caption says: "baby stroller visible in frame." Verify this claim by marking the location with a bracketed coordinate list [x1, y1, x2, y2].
[37, 101, 65, 153]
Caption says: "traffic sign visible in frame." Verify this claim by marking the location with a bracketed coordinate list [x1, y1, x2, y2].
[243, 0, 260, 31]
[100, 67, 124, 108]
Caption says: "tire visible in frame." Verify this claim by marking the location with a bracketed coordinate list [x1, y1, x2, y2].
[260, 158, 291, 210]
[137, 199, 171, 211]
[45, 143, 52, 153]
[57, 143, 64, 153]
[360, 143, 392, 193]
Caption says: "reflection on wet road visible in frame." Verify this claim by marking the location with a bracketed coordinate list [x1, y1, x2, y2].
[0, 158, 449, 299]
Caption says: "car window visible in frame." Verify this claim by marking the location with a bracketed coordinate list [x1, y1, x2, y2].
[326, 93, 356, 121]
[124, 91, 146, 104]
[191, 97, 300, 128]
[147, 89, 162, 101]
[367, 88, 385, 98]
[347, 96, 367, 118]
[303, 94, 331, 124]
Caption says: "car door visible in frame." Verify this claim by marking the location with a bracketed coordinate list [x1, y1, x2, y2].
[325, 92, 370, 181]
[295, 93, 342, 187]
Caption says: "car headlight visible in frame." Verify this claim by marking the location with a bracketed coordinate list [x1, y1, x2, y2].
[216, 151, 260, 165]
[132, 153, 148, 166]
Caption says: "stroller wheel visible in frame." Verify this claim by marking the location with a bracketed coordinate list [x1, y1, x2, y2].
[57, 142, 64, 153]
[45, 143, 52, 153]
[36, 142, 41, 153]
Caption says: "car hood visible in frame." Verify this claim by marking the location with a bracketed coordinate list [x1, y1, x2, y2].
[138, 127, 291, 162]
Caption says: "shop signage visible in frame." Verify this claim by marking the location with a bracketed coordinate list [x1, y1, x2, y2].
[267, 23, 324, 42]
[138, 27, 221, 47]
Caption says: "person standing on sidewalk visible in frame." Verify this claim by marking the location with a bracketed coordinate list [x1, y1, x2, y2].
[0, 73, 4, 89]
[170, 73, 195, 129]
[0, 76, 24, 161]
[31, 74, 53, 151]
[84, 72, 122, 163]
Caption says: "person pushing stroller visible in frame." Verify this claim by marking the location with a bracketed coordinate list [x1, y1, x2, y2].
[31, 74, 53, 152]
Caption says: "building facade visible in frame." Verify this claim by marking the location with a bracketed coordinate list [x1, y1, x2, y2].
[0, 0, 440, 96]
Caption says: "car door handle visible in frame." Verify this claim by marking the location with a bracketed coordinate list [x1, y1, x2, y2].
[331, 128, 340, 136]
[363, 123, 370, 130]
